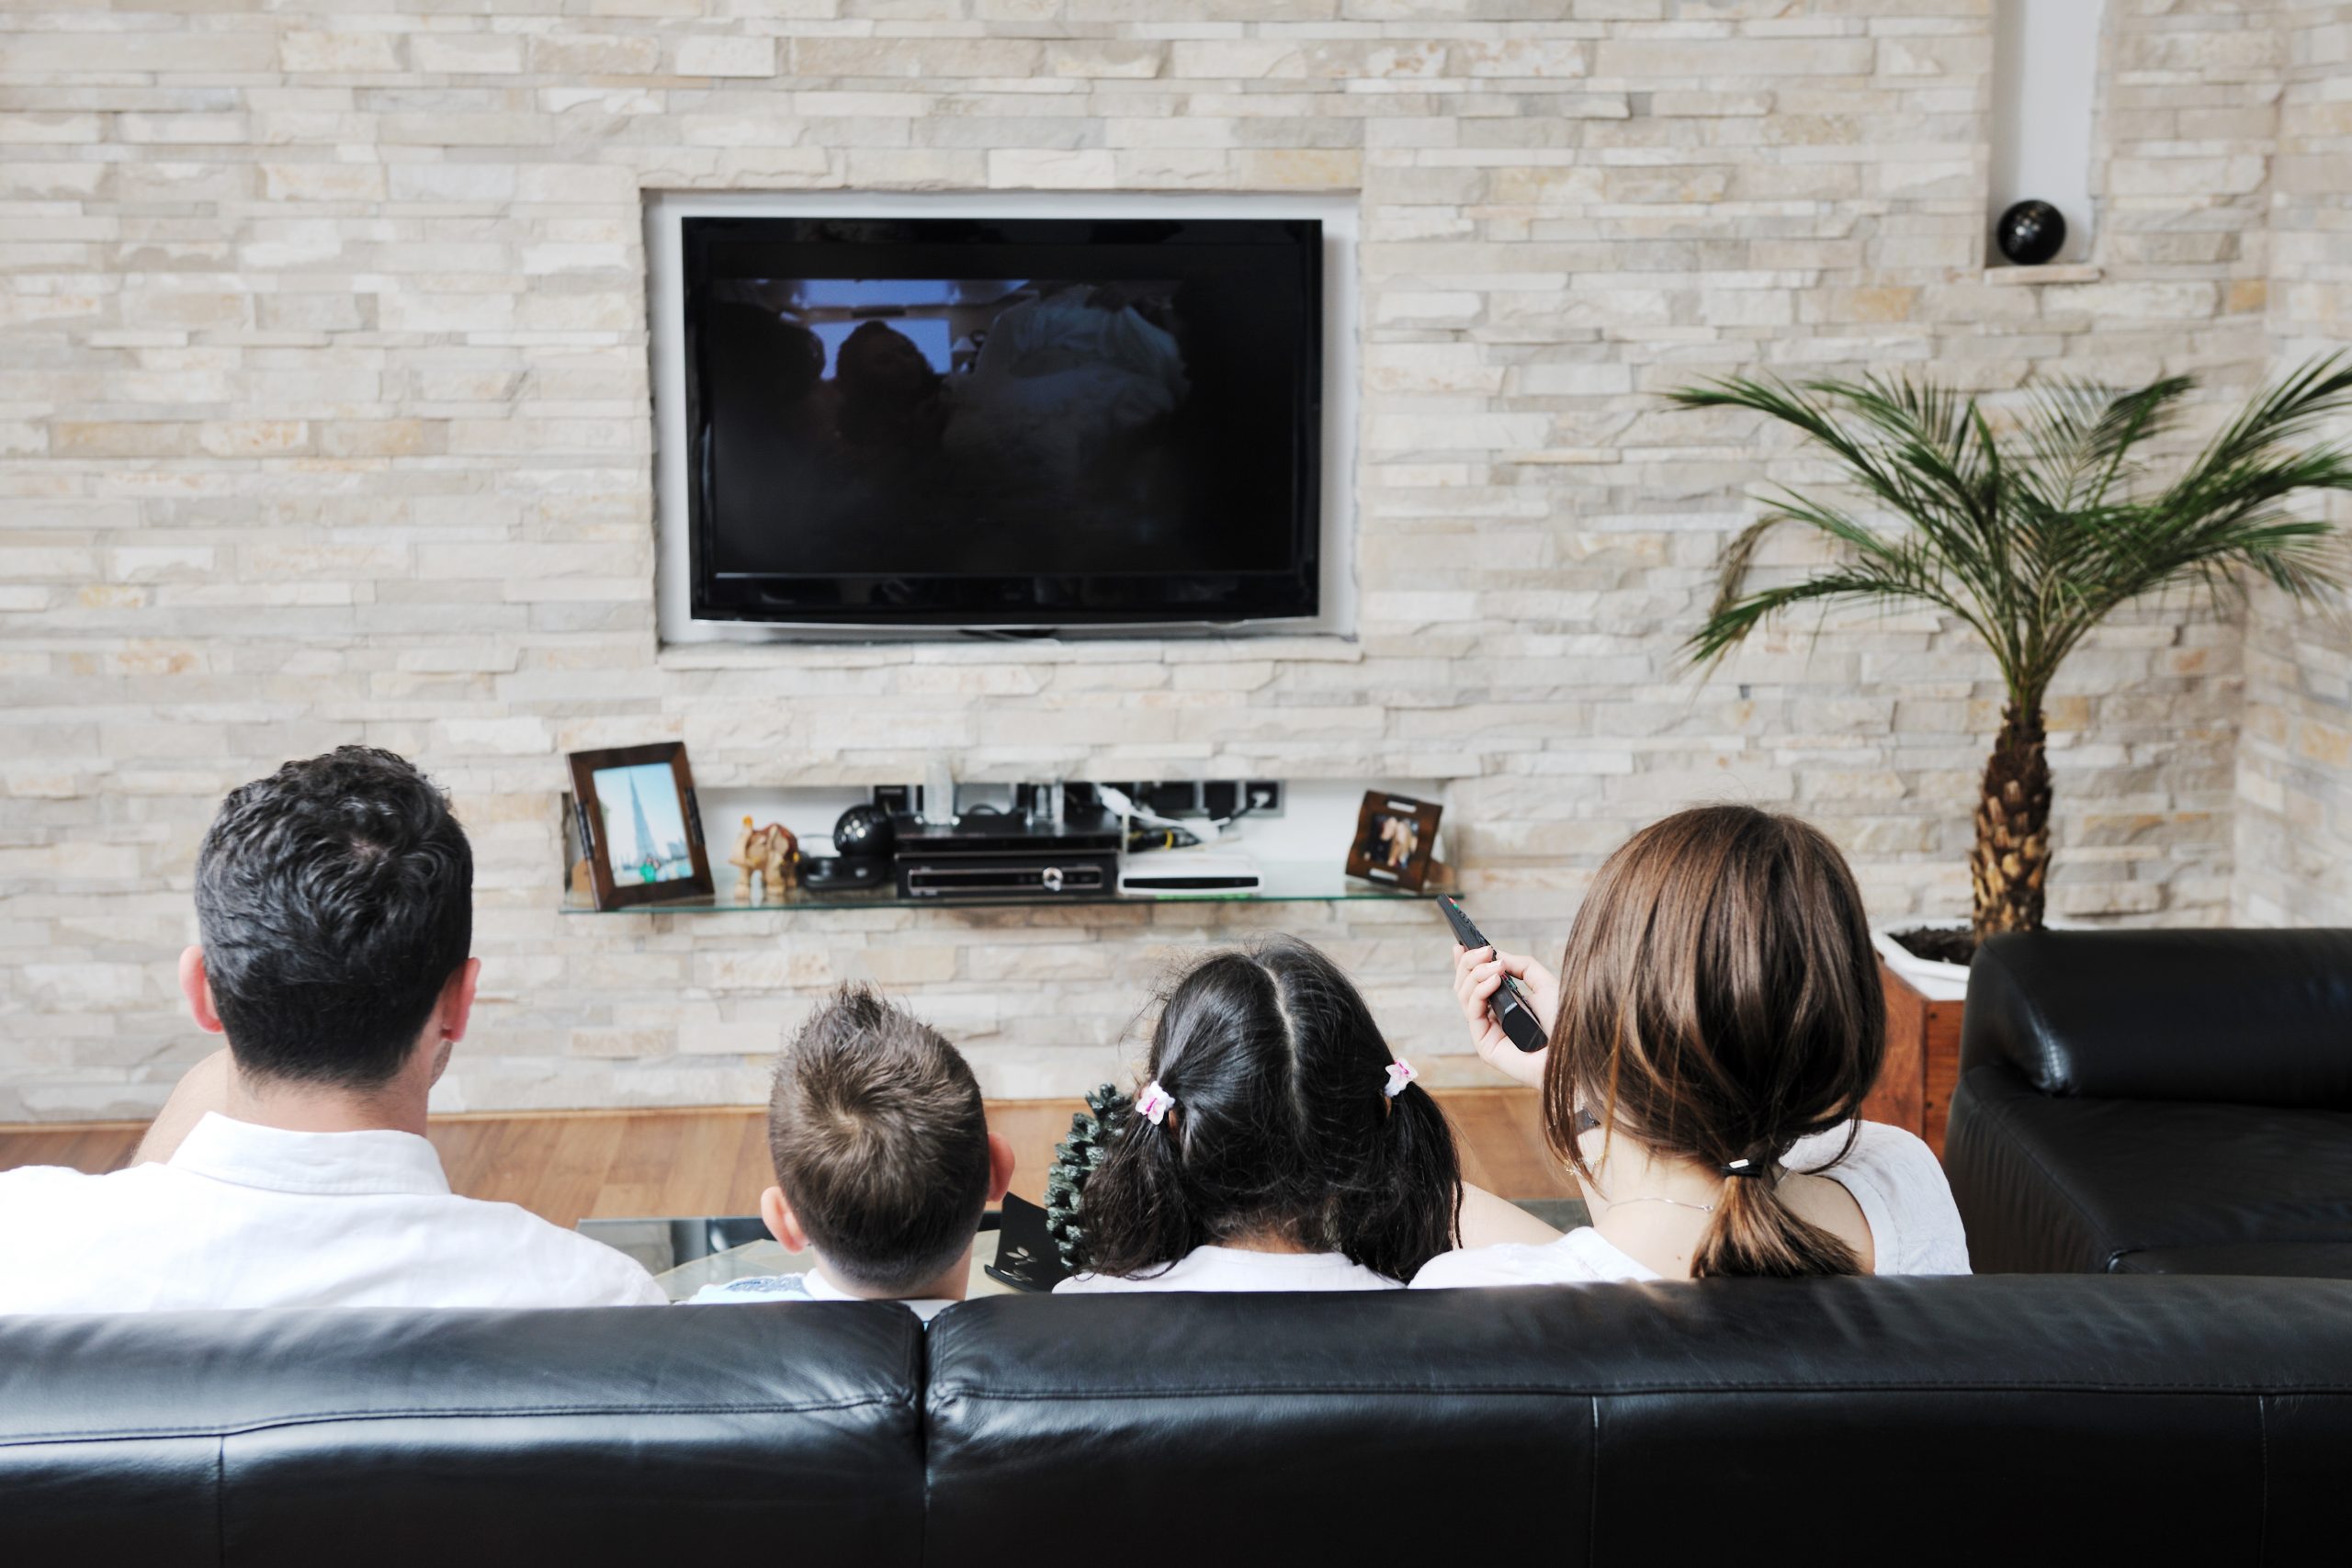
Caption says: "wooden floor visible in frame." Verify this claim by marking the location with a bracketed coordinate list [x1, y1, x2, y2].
[0, 1089, 1574, 1232]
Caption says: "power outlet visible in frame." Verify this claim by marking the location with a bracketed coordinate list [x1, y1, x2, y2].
[1144, 782, 1201, 818]
[1081, 780, 1283, 819]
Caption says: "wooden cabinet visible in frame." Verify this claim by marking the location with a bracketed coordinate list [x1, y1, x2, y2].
[1861, 962, 1964, 1158]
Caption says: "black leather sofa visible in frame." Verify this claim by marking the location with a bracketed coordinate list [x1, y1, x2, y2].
[7, 1279, 2352, 1564]
[1945, 928, 2352, 1276]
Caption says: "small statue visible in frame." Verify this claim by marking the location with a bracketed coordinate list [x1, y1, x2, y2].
[728, 816, 799, 903]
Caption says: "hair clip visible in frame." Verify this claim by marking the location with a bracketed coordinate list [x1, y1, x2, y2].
[1383, 1060, 1417, 1099]
[1719, 1156, 1767, 1179]
[1136, 1080, 1175, 1125]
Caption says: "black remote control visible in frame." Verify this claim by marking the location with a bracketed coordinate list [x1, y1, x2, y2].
[1438, 896, 1551, 1054]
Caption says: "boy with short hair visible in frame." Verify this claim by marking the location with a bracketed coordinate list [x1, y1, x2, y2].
[690, 985, 1012, 1320]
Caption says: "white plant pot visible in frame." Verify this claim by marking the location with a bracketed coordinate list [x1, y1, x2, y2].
[1871, 925, 1972, 1003]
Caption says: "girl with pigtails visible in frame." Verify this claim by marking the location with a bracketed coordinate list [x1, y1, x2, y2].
[1417, 804, 1968, 1288]
[1058, 938, 1547, 1293]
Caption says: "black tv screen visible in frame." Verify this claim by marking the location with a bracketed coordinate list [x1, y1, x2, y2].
[681, 216, 1322, 627]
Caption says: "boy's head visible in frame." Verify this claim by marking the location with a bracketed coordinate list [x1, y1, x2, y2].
[761, 986, 1012, 1297]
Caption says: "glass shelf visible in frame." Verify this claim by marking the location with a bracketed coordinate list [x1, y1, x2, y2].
[559, 860, 1437, 914]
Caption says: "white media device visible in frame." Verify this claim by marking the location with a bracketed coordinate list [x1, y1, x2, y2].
[1118, 851, 1264, 897]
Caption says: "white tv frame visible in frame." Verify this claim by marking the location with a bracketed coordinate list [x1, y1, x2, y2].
[644, 190, 1359, 644]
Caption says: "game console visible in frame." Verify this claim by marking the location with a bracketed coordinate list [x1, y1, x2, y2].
[1119, 851, 1264, 897]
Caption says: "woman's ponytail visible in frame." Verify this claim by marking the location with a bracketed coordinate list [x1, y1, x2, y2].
[1690, 1154, 1861, 1279]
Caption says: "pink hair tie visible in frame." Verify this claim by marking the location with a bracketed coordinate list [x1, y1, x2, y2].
[1384, 1060, 1418, 1099]
[1136, 1080, 1176, 1125]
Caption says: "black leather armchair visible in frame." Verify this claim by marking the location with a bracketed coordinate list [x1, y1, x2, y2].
[1944, 928, 2352, 1275]
[8, 1280, 2352, 1565]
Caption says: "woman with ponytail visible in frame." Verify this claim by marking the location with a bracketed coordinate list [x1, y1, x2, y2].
[1415, 805, 1967, 1288]
[1058, 937, 1486, 1292]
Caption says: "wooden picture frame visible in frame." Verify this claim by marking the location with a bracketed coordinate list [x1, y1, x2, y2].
[566, 741, 715, 910]
[1346, 790, 1443, 891]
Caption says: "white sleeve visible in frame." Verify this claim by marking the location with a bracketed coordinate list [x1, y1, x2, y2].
[1406, 1249, 1492, 1290]
[1794, 1121, 1971, 1277]
[1872, 1125, 1972, 1275]
[1407, 1239, 1603, 1289]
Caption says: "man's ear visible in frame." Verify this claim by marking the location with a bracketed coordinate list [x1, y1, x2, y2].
[437, 957, 481, 1044]
[178, 946, 225, 1035]
[986, 1132, 1015, 1205]
[760, 1185, 809, 1253]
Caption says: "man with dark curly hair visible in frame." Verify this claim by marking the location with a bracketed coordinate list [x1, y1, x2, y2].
[0, 748, 667, 1313]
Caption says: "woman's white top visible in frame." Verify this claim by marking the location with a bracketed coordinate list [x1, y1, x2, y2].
[1410, 1121, 1970, 1289]
[1057, 1244, 1401, 1293]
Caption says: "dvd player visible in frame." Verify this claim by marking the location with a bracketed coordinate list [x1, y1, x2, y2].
[892, 807, 1124, 900]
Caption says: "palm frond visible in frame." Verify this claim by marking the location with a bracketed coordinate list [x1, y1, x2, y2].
[1673, 372, 2025, 681]
[2010, 375, 2192, 513]
[2179, 353, 2352, 490]
[2080, 441, 2352, 627]
[1673, 356, 2352, 711]
[1689, 533, 2000, 669]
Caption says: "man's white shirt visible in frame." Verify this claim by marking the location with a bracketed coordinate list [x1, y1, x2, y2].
[0, 1112, 668, 1314]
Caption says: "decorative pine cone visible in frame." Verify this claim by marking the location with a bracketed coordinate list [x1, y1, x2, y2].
[1044, 1082, 1134, 1271]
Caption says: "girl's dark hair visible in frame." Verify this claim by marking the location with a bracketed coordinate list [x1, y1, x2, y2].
[1083, 938, 1463, 1284]
[1544, 805, 1885, 1279]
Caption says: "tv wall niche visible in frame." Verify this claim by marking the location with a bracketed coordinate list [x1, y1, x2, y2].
[647, 192, 1360, 642]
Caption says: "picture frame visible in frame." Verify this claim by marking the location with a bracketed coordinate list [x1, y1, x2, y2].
[566, 741, 715, 910]
[1345, 790, 1443, 892]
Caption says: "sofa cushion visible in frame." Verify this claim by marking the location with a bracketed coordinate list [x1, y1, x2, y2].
[1961, 929, 2352, 1106]
[0, 1302, 926, 1566]
[924, 1280, 2352, 1565]
[1946, 1063, 2352, 1275]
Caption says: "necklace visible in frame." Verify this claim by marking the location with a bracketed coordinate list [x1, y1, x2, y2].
[1600, 1193, 1714, 1215]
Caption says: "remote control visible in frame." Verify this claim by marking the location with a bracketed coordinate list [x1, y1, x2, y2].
[1438, 896, 1551, 1054]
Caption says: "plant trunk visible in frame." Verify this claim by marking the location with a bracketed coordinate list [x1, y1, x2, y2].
[1971, 702, 2052, 942]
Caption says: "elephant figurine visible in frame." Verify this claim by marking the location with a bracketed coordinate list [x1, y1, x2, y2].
[728, 816, 799, 903]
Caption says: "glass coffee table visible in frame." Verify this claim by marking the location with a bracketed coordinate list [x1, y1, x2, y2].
[579, 1213, 1021, 1303]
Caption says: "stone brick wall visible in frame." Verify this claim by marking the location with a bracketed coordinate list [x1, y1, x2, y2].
[0, 1, 2308, 1121]
[2239, 0, 2352, 926]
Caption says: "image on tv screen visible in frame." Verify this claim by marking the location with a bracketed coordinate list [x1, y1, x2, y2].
[694, 270, 1306, 584]
[594, 761, 695, 886]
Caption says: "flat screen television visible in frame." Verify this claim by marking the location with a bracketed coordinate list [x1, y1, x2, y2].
[680, 216, 1323, 628]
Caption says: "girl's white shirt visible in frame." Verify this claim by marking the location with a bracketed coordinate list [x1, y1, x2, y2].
[1410, 1120, 1970, 1288]
[1057, 1244, 1400, 1293]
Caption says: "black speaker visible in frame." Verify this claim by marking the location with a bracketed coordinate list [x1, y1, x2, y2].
[1996, 199, 2066, 266]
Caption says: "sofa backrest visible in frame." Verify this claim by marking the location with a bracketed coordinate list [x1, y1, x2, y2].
[926, 1278, 2352, 1564]
[1960, 929, 2352, 1105]
[0, 1301, 925, 1566]
[7, 1279, 2352, 1566]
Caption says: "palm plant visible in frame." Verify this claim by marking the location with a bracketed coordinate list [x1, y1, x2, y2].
[1674, 357, 2352, 946]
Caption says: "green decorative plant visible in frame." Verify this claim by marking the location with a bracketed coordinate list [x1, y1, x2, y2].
[1674, 357, 2352, 947]
[1043, 1082, 1134, 1272]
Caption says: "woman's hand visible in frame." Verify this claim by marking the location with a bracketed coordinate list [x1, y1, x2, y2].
[1453, 942, 1560, 1090]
